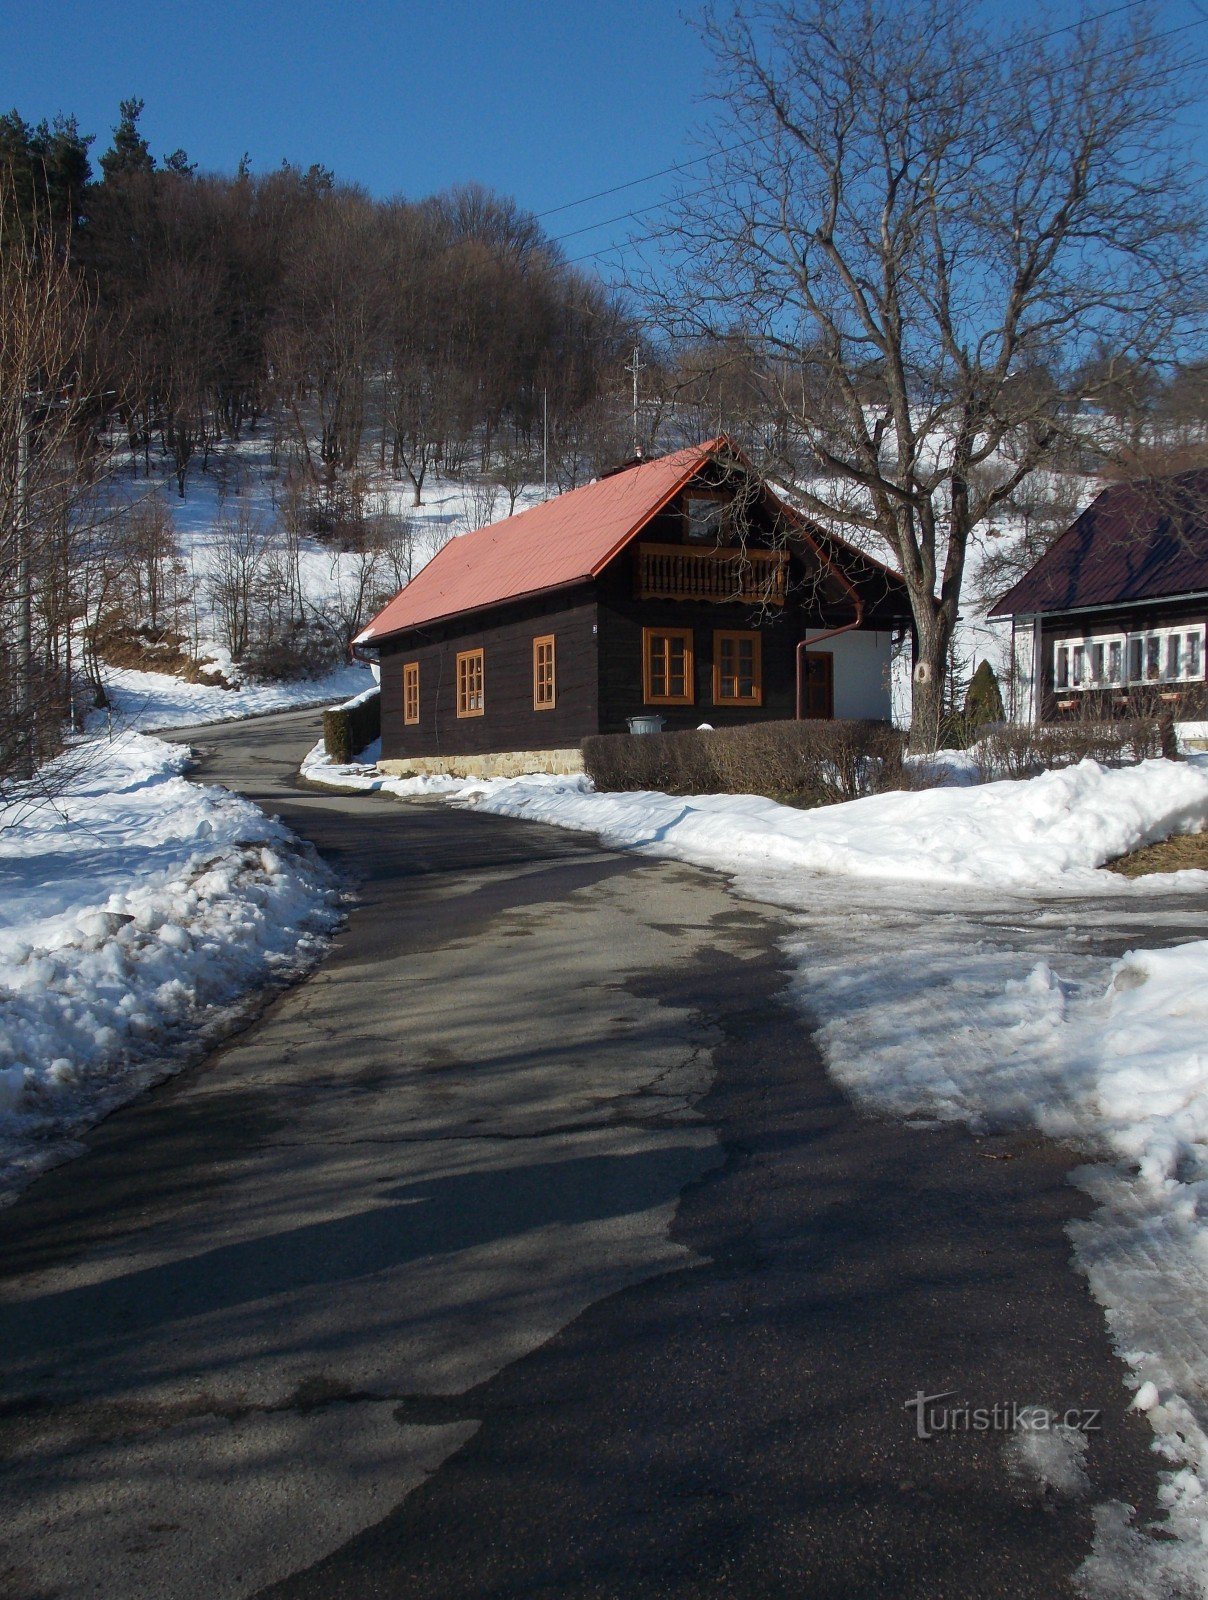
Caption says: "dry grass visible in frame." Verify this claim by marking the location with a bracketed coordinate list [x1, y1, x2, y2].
[94, 624, 234, 688]
[1107, 832, 1208, 877]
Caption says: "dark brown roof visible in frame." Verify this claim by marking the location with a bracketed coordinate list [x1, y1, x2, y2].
[989, 471, 1208, 617]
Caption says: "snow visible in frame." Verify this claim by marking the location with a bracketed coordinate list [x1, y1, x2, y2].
[300, 740, 464, 797]
[311, 741, 1208, 1590]
[0, 732, 340, 1200]
[1006, 1421, 1092, 1500]
[91, 661, 375, 734]
[456, 757, 1208, 894]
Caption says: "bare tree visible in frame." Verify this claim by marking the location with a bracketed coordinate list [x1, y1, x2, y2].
[650, 0, 1205, 748]
[208, 502, 272, 661]
[1, 197, 103, 785]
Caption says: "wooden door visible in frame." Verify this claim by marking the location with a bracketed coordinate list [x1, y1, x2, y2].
[802, 651, 834, 720]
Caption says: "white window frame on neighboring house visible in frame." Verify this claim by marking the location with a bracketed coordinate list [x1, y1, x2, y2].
[1052, 623, 1207, 691]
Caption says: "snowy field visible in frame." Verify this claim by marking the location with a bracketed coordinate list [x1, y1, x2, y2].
[305, 740, 1208, 1595]
[0, 733, 340, 1200]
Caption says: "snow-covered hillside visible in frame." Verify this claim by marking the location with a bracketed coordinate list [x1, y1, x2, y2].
[95, 433, 552, 732]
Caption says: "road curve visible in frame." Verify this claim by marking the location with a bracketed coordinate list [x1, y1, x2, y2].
[0, 709, 1162, 1599]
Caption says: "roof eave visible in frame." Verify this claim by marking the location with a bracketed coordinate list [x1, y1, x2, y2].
[991, 586, 1208, 621]
[356, 574, 597, 647]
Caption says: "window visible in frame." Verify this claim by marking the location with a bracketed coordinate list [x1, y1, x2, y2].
[456, 648, 484, 717]
[533, 634, 556, 710]
[643, 627, 694, 705]
[684, 492, 727, 545]
[713, 631, 762, 705]
[1055, 625, 1207, 692]
[403, 661, 420, 725]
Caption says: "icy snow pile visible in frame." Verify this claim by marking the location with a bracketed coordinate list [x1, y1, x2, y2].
[0, 732, 339, 1198]
[301, 739, 465, 797]
[454, 756, 1208, 893]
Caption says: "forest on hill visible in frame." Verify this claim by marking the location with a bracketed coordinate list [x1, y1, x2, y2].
[1, 99, 646, 502]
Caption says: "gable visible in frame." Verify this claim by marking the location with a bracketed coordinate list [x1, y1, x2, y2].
[357, 443, 724, 643]
[357, 437, 910, 644]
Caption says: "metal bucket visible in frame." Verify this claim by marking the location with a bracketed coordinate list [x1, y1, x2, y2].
[626, 714, 666, 735]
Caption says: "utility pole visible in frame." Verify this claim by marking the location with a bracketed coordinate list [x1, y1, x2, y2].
[625, 346, 646, 458]
[542, 386, 548, 496]
[15, 394, 33, 780]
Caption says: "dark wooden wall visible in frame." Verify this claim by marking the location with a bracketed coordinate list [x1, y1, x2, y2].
[378, 589, 599, 759]
[593, 554, 809, 733]
[1036, 600, 1208, 713]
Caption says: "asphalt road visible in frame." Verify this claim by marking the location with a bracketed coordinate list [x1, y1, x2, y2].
[0, 709, 1167, 1599]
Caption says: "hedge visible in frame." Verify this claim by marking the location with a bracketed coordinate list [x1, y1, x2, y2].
[582, 719, 907, 805]
[322, 688, 381, 763]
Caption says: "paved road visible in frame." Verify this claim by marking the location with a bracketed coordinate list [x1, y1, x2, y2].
[0, 710, 1165, 1599]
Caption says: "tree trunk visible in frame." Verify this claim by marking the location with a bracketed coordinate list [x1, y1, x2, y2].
[908, 611, 954, 755]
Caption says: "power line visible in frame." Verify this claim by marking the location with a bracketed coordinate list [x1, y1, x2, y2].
[532, 0, 1155, 231]
[553, 29, 1208, 272]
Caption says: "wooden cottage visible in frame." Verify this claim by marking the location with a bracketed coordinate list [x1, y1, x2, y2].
[990, 471, 1208, 723]
[356, 438, 912, 777]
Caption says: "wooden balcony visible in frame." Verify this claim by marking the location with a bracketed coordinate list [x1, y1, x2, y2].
[635, 543, 788, 606]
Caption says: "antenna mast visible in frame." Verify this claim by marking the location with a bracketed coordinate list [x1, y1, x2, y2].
[625, 346, 646, 457]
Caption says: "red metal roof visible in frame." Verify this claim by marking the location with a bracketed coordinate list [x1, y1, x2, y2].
[989, 471, 1208, 618]
[356, 440, 729, 643]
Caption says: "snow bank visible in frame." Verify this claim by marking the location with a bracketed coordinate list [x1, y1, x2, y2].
[453, 757, 1208, 893]
[300, 740, 464, 797]
[91, 661, 375, 734]
[0, 733, 339, 1199]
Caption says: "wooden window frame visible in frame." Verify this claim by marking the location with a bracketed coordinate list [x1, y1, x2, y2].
[682, 487, 730, 546]
[402, 660, 420, 725]
[642, 626, 695, 706]
[456, 648, 484, 718]
[712, 630, 762, 707]
[533, 634, 556, 711]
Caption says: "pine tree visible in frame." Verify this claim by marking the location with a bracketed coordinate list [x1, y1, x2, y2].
[964, 660, 1006, 731]
[99, 98, 154, 180]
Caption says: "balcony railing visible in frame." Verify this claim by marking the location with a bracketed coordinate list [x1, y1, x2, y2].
[635, 543, 788, 606]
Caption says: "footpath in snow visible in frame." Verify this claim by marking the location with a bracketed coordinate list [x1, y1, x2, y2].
[0, 732, 340, 1200]
[305, 740, 1208, 1597]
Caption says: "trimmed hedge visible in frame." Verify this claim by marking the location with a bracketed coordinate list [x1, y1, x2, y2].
[322, 689, 380, 763]
[582, 719, 906, 805]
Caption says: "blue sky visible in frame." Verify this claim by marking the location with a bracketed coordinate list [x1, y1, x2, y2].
[3, 0, 1207, 283]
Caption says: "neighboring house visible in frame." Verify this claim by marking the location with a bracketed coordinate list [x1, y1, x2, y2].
[356, 438, 912, 776]
[990, 471, 1208, 724]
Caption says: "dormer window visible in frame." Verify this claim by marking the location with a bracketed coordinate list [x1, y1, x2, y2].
[684, 491, 728, 544]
